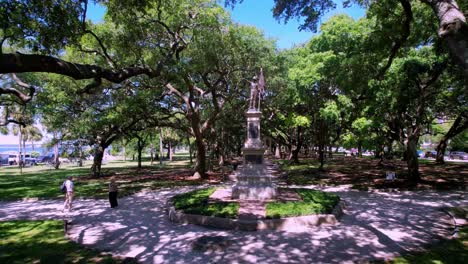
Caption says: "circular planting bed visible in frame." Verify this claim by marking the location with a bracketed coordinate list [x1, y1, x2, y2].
[167, 187, 344, 231]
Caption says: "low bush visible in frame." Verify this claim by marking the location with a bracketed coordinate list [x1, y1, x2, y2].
[266, 189, 339, 219]
[172, 188, 239, 218]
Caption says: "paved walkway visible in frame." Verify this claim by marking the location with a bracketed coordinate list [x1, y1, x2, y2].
[0, 186, 466, 263]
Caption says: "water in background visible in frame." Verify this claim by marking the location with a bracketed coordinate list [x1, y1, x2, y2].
[0, 144, 50, 154]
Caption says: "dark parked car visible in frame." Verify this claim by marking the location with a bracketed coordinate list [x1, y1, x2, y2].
[37, 155, 54, 163]
[425, 151, 437, 159]
[0, 154, 9, 165]
[449, 151, 468, 160]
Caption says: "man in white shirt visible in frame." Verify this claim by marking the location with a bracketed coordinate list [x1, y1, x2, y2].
[62, 176, 74, 212]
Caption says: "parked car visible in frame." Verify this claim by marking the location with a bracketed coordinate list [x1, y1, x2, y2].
[37, 155, 54, 163]
[0, 154, 9, 165]
[449, 151, 468, 160]
[425, 151, 437, 159]
[24, 157, 38, 166]
[6, 153, 38, 166]
[8, 154, 17, 165]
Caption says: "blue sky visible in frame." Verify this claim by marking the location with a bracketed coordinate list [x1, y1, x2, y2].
[227, 0, 364, 49]
[0, 0, 364, 144]
[86, 0, 365, 49]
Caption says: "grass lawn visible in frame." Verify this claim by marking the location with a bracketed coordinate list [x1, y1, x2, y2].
[0, 220, 129, 264]
[0, 155, 207, 200]
[172, 187, 239, 218]
[266, 189, 340, 219]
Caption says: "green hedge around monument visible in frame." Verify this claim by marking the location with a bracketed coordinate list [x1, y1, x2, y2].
[266, 189, 340, 219]
[172, 187, 239, 219]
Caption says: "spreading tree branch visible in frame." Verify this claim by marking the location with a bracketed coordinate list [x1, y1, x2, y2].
[0, 73, 36, 103]
[1, 52, 158, 82]
[84, 30, 117, 68]
[377, 0, 413, 79]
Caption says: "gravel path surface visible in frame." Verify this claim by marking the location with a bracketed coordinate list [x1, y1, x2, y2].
[0, 186, 466, 264]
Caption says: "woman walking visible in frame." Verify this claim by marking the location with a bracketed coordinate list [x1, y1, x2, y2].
[109, 177, 118, 208]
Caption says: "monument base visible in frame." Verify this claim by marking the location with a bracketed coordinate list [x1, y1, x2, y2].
[231, 185, 277, 200]
[232, 163, 277, 201]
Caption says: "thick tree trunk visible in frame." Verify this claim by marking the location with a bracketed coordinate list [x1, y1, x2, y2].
[194, 137, 207, 179]
[435, 138, 448, 164]
[136, 136, 143, 169]
[435, 115, 467, 164]
[91, 146, 105, 177]
[187, 136, 193, 164]
[77, 141, 83, 167]
[137, 147, 143, 168]
[18, 128, 23, 171]
[318, 144, 325, 171]
[290, 146, 301, 164]
[357, 141, 363, 158]
[217, 129, 226, 166]
[159, 129, 163, 165]
[168, 142, 173, 161]
[376, 144, 385, 166]
[286, 144, 292, 160]
[289, 127, 303, 164]
[150, 143, 154, 165]
[53, 141, 60, 170]
[406, 134, 421, 184]
[422, 0, 468, 77]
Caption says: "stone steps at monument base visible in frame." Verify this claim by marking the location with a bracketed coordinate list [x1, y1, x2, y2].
[234, 179, 275, 185]
[232, 185, 277, 200]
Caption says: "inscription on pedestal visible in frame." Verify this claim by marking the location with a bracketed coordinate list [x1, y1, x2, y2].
[245, 155, 263, 164]
[248, 123, 259, 139]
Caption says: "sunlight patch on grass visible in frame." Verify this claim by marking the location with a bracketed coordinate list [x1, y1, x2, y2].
[0, 158, 198, 200]
[0, 220, 122, 263]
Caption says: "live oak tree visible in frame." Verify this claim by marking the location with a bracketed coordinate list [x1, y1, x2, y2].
[0, 0, 198, 109]
[163, 19, 275, 179]
[227, 0, 468, 78]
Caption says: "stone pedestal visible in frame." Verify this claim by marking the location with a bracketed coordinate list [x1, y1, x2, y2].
[232, 109, 277, 200]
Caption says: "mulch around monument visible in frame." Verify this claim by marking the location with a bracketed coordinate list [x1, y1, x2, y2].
[280, 157, 467, 190]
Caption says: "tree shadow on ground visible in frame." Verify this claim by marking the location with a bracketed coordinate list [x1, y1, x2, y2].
[283, 157, 467, 191]
[0, 186, 465, 263]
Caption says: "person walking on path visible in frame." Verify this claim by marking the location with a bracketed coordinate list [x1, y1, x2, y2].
[109, 177, 118, 208]
[62, 176, 74, 212]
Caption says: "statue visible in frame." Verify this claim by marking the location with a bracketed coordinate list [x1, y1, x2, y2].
[248, 68, 265, 110]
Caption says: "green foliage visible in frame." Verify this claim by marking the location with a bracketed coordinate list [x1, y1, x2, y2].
[173, 188, 239, 218]
[0, 0, 85, 53]
[285, 113, 311, 127]
[0, 220, 121, 263]
[450, 130, 468, 152]
[266, 188, 340, 218]
[320, 101, 340, 121]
